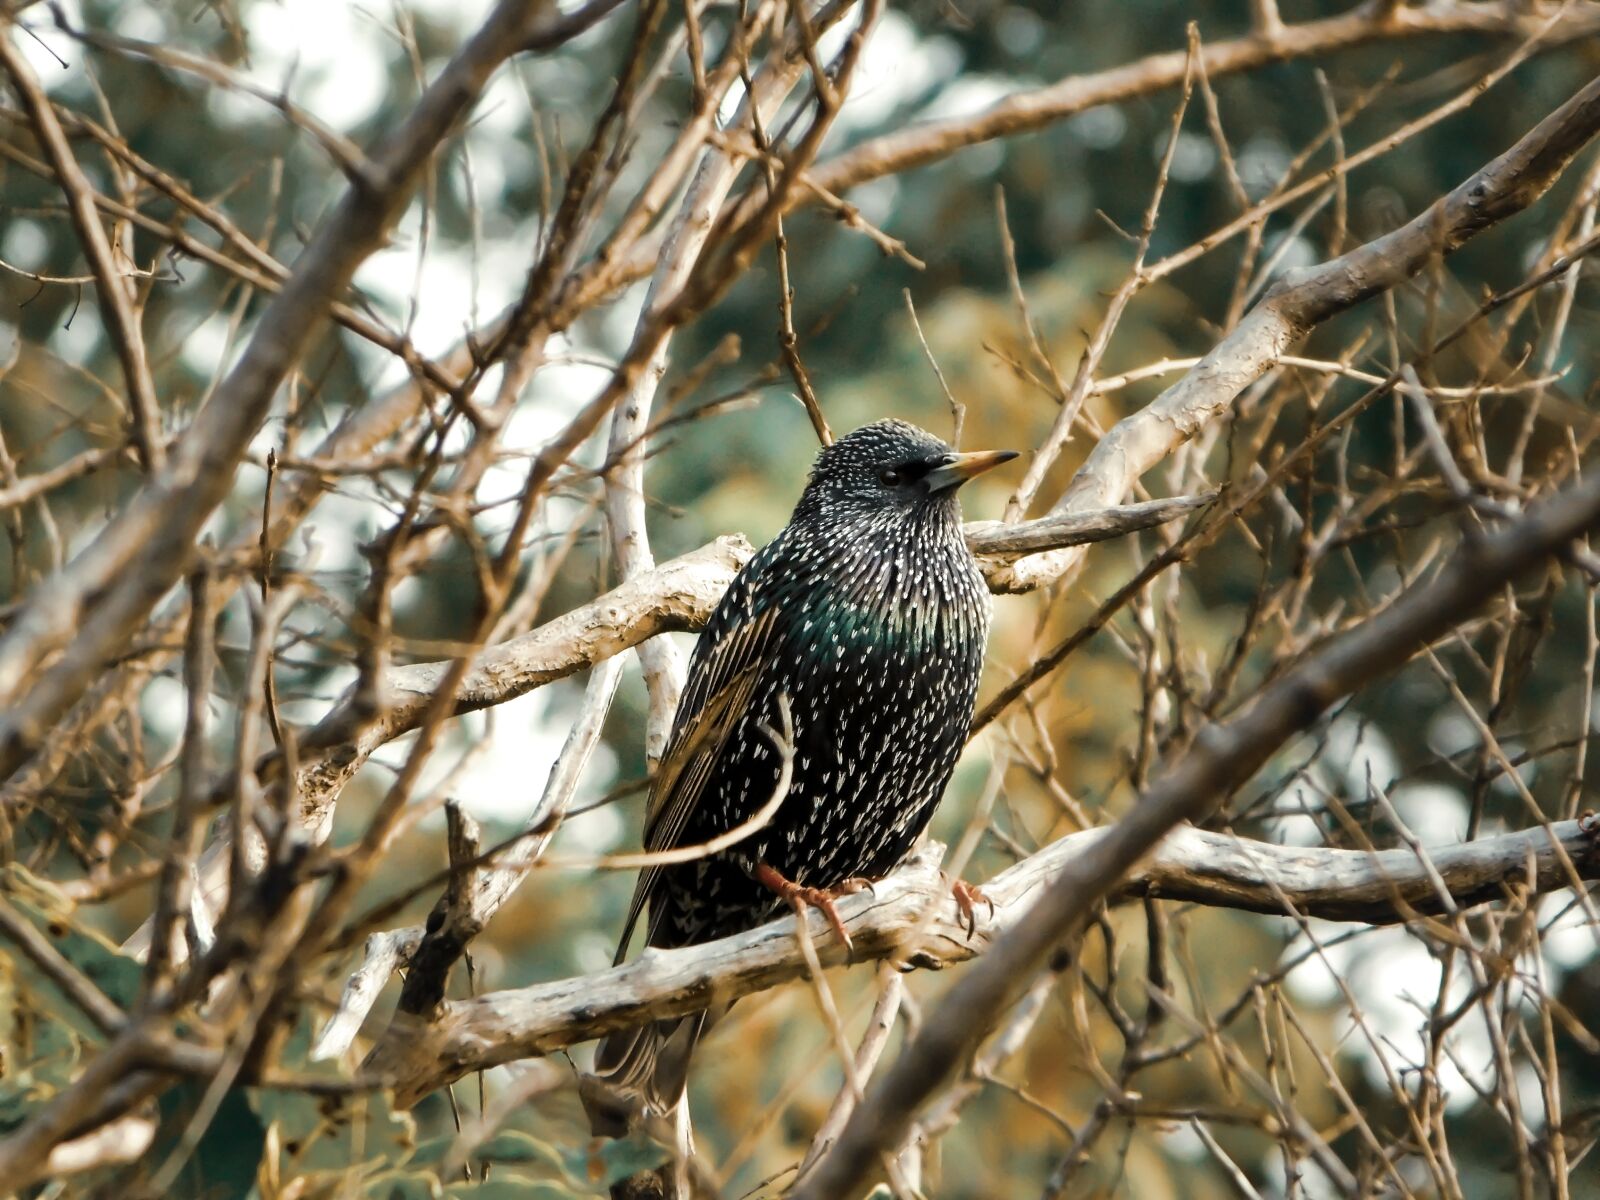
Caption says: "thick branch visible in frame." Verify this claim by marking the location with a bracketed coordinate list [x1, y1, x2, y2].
[293, 535, 754, 816]
[367, 818, 1600, 1105]
[42, 1113, 155, 1179]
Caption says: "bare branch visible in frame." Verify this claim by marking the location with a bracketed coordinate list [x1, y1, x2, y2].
[310, 926, 423, 1063]
[801, 1, 1600, 201]
[0, 897, 124, 1036]
[991, 69, 1600, 592]
[369, 816, 1600, 1104]
[0, 0, 562, 777]
[0, 26, 162, 471]
[967, 494, 1213, 564]
[294, 535, 754, 814]
[42, 1113, 155, 1179]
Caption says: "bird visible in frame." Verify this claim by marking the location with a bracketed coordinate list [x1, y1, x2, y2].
[587, 418, 1016, 1158]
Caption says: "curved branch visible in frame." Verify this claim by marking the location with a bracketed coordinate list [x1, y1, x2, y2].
[367, 818, 1600, 1105]
[294, 534, 756, 812]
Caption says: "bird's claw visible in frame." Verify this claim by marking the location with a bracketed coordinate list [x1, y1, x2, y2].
[947, 876, 994, 940]
[754, 863, 863, 954]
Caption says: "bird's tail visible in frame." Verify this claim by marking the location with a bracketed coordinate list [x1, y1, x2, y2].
[583, 1013, 711, 1200]
[591, 1011, 708, 1124]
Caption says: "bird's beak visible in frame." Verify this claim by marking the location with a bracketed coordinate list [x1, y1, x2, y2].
[926, 449, 1020, 493]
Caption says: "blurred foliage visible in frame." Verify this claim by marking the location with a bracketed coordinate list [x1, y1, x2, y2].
[4, 0, 1600, 1196]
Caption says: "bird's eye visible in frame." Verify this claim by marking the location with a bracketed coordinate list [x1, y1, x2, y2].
[878, 468, 903, 486]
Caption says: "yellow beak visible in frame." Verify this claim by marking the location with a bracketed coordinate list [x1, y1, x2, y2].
[925, 449, 1020, 492]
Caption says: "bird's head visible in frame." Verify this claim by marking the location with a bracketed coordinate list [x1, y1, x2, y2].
[795, 419, 1018, 530]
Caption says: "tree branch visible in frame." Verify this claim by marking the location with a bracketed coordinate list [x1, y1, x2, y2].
[288, 499, 1202, 807]
[366, 817, 1600, 1105]
[803, 1, 1600, 201]
[990, 67, 1600, 593]
[294, 535, 755, 815]
[967, 493, 1213, 565]
[0, 26, 163, 473]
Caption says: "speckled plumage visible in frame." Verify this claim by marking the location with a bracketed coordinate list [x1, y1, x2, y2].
[592, 419, 1007, 1121]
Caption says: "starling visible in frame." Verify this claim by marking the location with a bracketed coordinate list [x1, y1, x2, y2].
[592, 419, 1016, 1126]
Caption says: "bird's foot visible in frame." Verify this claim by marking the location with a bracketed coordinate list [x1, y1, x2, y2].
[753, 864, 872, 953]
[945, 874, 995, 940]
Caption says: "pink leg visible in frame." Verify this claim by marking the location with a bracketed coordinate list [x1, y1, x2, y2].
[947, 876, 994, 939]
[754, 863, 873, 952]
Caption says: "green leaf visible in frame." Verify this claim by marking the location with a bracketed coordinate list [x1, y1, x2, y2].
[444, 1180, 577, 1200]
[1, 865, 141, 1032]
[155, 1079, 268, 1200]
[248, 1082, 418, 1173]
[365, 1168, 443, 1200]
[407, 1133, 455, 1169]
[564, 1131, 671, 1189]
[476, 1129, 566, 1167]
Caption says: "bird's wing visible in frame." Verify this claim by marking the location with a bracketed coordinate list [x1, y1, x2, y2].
[612, 591, 785, 962]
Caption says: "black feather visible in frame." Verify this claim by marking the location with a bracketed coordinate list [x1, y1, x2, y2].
[593, 418, 1002, 1119]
